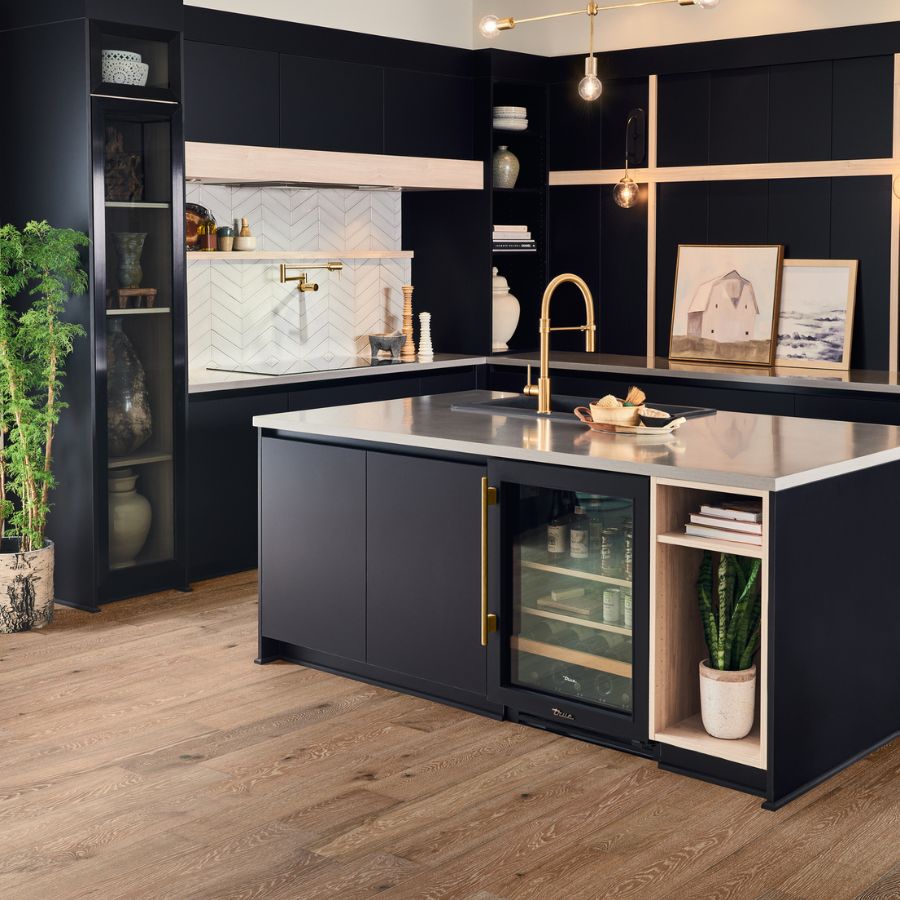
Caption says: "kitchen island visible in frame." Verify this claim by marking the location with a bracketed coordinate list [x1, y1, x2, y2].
[253, 391, 900, 808]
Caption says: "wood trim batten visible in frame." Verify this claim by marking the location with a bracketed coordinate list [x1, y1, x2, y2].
[185, 142, 484, 191]
[889, 53, 900, 375]
[646, 74, 659, 362]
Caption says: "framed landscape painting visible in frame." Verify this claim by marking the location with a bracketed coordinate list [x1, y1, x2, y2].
[669, 244, 784, 366]
[775, 259, 858, 370]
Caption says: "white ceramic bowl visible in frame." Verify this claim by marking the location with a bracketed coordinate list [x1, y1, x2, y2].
[233, 236, 257, 251]
[133, 62, 149, 87]
[102, 50, 149, 86]
[493, 118, 528, 132]
[493, 106, 527, 118]
[103, 48, 141, 62]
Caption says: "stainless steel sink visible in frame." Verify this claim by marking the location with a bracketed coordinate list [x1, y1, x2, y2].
[451, 394, 717, 424]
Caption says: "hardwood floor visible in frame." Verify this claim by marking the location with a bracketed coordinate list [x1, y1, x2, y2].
[1, 572, 897, 899]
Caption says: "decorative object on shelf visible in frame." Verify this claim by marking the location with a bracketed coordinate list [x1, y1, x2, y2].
[233, 217, 257, 251]
[613, 109, 645, 209]
[775, 259, 858, 371]
[669, 244, 785, 366]
[493, 225, 535, 252]
[112, 231, 147, 288]
[198, 214, 217, 252]
[107, 317, 152, 457]
[101, 49, 149, 87]
[401, 284, 416, 361]
[696, 550, 761, 740]
[491, 266, 520, 351]
[108, 468, 152, 569]
[216, 225, 234, 252]
[185, 203, 209, 251]
[478, 1, 718, 100]
[368, 332, 405, 358]
[492, 145, 520, 189]
[104, 127, 143, 202]
[0, 220, 88, 631]
[493, 106, 528, 131]
[107, 287, 158, 310]
[418, 312, 434, 359]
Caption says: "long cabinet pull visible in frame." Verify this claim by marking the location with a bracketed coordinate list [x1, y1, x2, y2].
[481, 475, 498, 647]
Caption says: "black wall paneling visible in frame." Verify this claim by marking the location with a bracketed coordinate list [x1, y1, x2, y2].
[831, 55, 894, 160]
[0, 0, 183, 30]
[657, 72, 709, 167]
[708, 67, 769, 165]
[766, 179, 831, 257]
[184, 42, 278, 146]
[548, 80, 602, 171]
[707, 180, 768, 244]
[768, 61, 832, 163]
[280, 55, 384, 154]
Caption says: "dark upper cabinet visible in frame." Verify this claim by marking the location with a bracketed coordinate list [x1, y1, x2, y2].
[384, 69, 475, 159]
[366, 452, 487, 696]
[259, 438, 367, 661]
[184, 41, 278, 146]
[280, 54, 384, 154]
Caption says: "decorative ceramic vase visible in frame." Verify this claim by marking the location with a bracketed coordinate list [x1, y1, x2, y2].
[699, 659, 757, 740]
[418, 311, 434, 359]
[0, 539, 55, 633]
[492, 145, 520, 189]
[491, 267, 520, 352]
[113, 232, 147, 288]
[107, 317, 152, 456]
[108, 469, 152, 569]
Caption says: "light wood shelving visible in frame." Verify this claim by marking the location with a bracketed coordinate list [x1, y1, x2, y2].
[105, 200, 170, 209]
[108, 451, 173, 470]
[650, 477, 768, 770]
[512, 636, 632, 679]
[191, 250, 414, 261]
[106, 307, 171, 316]
[521, 605, 632, 637]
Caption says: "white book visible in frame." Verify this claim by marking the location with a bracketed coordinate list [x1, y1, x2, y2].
[699, 502, 762, 524]
[493, 231, 532, 240]
[493, 224, 529, 232]
[690, 513, 762, 535]
[685, 524, 763, 546]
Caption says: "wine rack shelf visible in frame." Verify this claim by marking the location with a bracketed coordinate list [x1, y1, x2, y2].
[511, 636, 632, 679]
[521, 605, 632, 637]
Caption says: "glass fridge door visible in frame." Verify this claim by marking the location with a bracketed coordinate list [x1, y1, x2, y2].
[510, 487, 635, 713]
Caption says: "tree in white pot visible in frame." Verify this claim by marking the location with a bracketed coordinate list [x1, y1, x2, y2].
[696, 551, 761, 739]
[0, 220, 88, 632]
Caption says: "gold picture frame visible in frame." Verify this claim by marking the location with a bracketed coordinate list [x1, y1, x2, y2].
[669, 244, 785, 366]
[774, 259, 858, 371]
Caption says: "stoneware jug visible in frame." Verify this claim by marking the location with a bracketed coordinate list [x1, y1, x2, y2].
[492, 146, 520, 189]
[107, 317, 153, 456]
[108, 468, 152, 569]
[492, 267, 520, 352]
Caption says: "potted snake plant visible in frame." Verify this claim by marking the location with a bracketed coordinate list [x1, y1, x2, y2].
[0, 221, 87, 632]
[696, 550, 761, 739]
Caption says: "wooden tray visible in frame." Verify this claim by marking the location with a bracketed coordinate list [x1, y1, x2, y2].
[574, 407, 687, 435]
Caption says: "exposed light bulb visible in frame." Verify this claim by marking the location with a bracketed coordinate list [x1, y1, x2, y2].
[694, 0, 720, 7]
[479, 14, 501, 39]
[578, 56, 602, 102]
[613, 176, 639, 209]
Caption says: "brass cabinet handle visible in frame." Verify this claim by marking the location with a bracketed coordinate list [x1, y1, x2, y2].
[481, 475, 498, 646]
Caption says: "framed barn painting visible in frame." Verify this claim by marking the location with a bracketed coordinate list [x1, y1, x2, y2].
[669, 244, 784, 366]
[775, 259, 858, 370]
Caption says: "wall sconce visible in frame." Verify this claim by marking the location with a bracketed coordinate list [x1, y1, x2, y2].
[478, 0, 721, 101]
[614, 109, 644, 208]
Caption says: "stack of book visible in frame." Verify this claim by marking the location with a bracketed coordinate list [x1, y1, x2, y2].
[493, 224, 535, 253]
[684, 499, 763, 546]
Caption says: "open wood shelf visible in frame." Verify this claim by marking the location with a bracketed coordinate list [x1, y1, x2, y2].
[657, 531, 764, 558]
[108, 451, 173, 469]
[655, 713, 764, 769]
[190, 249, 414, 261]
[521, 605, 632, 637]
[106, 307, 171, 317]
[512, 636, 632, 679]
[105, 200, 170, 209]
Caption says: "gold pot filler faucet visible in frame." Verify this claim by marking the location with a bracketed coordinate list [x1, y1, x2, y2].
[279, 261, 343, 292]
[523, 273, 596, 414]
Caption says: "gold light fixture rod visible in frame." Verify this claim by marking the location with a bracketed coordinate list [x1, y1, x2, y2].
[495, 0, 707, 30]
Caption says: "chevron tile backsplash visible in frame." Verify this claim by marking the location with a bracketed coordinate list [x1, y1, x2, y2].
[186, 185, 410, 369]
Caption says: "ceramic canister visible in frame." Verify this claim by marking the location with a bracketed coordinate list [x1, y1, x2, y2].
[491, 267, 520, 352]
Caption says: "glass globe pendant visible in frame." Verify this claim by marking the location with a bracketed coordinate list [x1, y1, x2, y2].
[613, 175, 639, 209]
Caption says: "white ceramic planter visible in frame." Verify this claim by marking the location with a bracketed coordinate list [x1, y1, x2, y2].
[699, 659, 757, 740]
[0, 539, 55, 633]
[492, 267, 520, 352]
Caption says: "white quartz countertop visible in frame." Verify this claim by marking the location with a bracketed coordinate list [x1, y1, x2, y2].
[252, 390, 900, 491]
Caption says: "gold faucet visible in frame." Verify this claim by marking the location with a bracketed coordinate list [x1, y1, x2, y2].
[279, 261, 343, 292]
[523, 273, 596, 414]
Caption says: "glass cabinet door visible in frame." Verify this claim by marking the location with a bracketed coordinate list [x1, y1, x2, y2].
[511, 487, 635, 712]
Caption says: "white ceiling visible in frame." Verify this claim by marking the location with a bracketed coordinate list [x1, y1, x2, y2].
[185, 1, 900, 54]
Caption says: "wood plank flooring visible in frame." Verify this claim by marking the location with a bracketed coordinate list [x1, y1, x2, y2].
[1, 572, 897, 899]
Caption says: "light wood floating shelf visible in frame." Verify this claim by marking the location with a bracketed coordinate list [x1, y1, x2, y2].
[655, 713, 764, 769]
[106, 307, 171, 316]
[521, 605, 632, 637]
[657, 531, 764, 559]
[185, 141, 483, 191]
[189, 250, 414, 261]
[512, 636, 632, 679]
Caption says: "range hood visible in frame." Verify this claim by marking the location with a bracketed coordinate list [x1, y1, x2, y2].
[185, 142, 483, 191]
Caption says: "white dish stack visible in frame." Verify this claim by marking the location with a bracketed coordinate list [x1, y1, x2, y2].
[102, 49, 150, 87]
[493, 106, 528, 132]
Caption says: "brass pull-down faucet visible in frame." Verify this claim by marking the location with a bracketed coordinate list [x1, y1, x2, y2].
[523, 273, 596, 414]
[279, 261, 343, 292]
